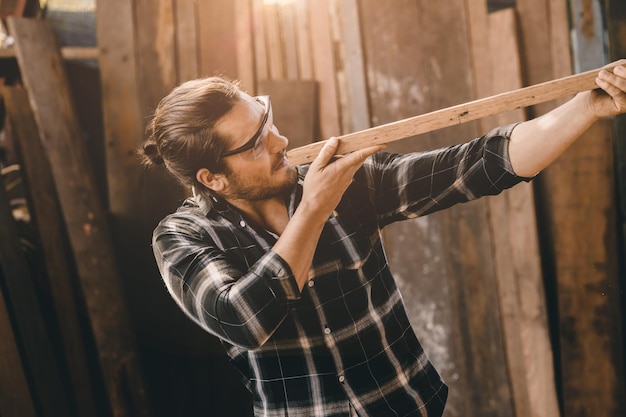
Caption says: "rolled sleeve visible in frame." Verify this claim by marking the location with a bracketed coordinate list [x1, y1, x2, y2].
[482, 122, 534, 190]
[250, 250, 300, 303]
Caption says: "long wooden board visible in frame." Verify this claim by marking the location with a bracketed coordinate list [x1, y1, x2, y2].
[8, 17, 151, 417]
[3, 86, 99, 417]
[0, 157, 72, 417]
[287, 61, 621, 165]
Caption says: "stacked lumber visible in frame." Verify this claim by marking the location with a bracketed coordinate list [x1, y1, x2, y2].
[91, 0, 626, 416]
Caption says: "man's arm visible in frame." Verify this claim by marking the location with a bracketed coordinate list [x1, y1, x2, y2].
[508, 61, 626, 177]
[274, 137, 384, 291]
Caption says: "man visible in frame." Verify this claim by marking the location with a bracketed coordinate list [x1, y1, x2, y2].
[141, 62, 626, 417]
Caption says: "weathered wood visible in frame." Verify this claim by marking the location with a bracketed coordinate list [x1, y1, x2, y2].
[175, 0, 199, 83]
[3, 85, 99, 417]
[0, 46, 98, 60]
[0, 154, 72, 417]
[473, 7, 561, 417]
[606, 0, 626, 303]
[264, 3, 284, 80]
[330, 0, 371, 133]
[235, 0, 255, 91]
[257, 79, 318, 149]
[287, 62, 619, 165]
[0, 0, 26, 17]
[279, 3, 298, 80]
[552, 1, 624, 415]
[8, 17, 151, 417]
[294, 0, 312, 80]
[0, 283, 36, 417]
[308, 0, 341, 138]
[96, 0, 142, 214]
[135, 0, 176, 120]
[197, 0, 237, 77]
[359, 1, 513, 415]
[252, 0, 268, 83]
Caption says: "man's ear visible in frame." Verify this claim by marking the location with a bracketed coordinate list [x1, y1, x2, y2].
[196, 168, 226, 193]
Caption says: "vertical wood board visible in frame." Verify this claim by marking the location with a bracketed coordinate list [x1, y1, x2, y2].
[197, 0, 238, 78]
[235, 0, 256, 92]
[0, 156, 72, 417]
[308, 0, 341, 139]
[175, 0, 199, 83]
[474, 7, 560, 417]
[9, 17, 151, 417]
[359, 1, 514, 415]
[4, 86, 99, 417]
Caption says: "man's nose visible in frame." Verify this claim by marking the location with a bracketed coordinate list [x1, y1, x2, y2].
[268, 128, 289, 153]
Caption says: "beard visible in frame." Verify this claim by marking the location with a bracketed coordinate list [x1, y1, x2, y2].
[224, 164, 298, 202]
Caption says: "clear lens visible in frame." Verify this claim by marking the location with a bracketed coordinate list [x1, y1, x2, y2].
[241, 98, 273, 161]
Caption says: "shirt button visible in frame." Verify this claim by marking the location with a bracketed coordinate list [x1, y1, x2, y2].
[338, 375, 345, 383]
[239, 220, 246, 227]
[324, 327, 331, 335]
[308, 280, 315, 288]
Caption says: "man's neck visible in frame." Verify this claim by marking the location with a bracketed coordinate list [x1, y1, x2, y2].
[227, 195, 290, 236]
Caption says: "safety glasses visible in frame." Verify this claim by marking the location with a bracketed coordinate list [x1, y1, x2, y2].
[221, 95, 272, 161]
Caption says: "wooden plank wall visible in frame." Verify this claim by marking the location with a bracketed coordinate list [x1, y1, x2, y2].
[93, 0, 625, 416]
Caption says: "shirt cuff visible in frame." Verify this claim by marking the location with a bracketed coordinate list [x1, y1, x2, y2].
[483, 123, 535, 187]
[250, 250, 301, 303]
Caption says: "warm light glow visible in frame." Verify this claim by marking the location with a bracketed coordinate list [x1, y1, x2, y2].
[263, 0, 297, 5]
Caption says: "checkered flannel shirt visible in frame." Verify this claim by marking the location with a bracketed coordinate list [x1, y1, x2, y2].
[152, 123, 530, 417]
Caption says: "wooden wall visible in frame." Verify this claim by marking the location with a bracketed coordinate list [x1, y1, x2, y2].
[1, 1, 620, 417]
[93, 0, 625, 416]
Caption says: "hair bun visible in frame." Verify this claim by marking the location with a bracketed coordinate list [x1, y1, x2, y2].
[141, 141, 164, 165]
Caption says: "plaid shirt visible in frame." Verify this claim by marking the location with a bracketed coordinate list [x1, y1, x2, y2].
[152, 124, 529, 417]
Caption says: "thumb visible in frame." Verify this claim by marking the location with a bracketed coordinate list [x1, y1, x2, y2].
[310, 137, 339, 169]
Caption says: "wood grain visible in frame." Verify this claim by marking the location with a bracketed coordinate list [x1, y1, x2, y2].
[287, 62, 619, 165]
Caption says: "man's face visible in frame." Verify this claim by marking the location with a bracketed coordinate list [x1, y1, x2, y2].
[214, 94, 298, 202]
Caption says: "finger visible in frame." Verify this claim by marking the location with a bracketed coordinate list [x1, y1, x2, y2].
[338, 144, 386, 166]
[596, 71, 626, 100]
[310, 137, 339, 169]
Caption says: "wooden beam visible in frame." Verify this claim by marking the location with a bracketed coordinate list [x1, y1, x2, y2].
[8, 17, 151, 417]
[287, 62, 620, 165]
[175, 0, 199, 83]
[0, 155, 72, 417]
[3, 85, 99, 417]
[0, 46, 98, 60]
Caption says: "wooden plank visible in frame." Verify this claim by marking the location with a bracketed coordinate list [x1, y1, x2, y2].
[308, 0, 341, 138]
[0, 285, 36, 417]
[135, 0, 176, 120]
[286, 62, 620, 165]
[9, 17, 151, 417]
[0, 46, 98, 60]
[235, 0, 255, 92]
[252, 0, 268, 83]
[96, 0, 142, 214]
[358, 1, 513, 415]
[257, 79, 318, 149]
[197, 0, 237, 77]
[548, 1, 625, 416]
[294, 0, 313, 80]
[606, 0, 626, 304]
[175, 0, 199, 83]
[0, 149, 72, 417]
[264, 3, 284, 80]
[279, 2, 298, 80]
[330, 0, 371, 133]
[481, 8, 560, 417]
[3, 86, 99, 417]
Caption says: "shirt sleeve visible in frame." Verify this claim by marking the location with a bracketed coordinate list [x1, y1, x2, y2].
[152, 213, 300, 349]
[364, 123, 532, 226]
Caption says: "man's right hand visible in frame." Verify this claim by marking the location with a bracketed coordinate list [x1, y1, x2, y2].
[300, 137, 384, 217]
